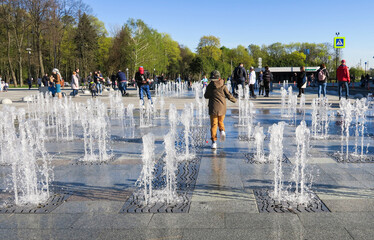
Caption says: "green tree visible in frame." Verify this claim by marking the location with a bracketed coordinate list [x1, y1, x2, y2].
[162, 34, 181, 77]
[197, 35, 221, 61]
[74, 13, 98, 77]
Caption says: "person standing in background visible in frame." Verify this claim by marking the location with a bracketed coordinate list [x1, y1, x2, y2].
[263, 66, 273, 97]
[248, 67, 256, 98]
[337, 59, 350, 100]
[316, 63, 329, 98]
[135, 66, 153, 108]
[117, 70, 128, 96]
[232, 63, 247, 97]
[71, 71, 79, 97]
[297, 66, 307, 97]
[258, 71, 264, 96]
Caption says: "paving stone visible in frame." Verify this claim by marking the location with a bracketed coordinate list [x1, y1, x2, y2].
[51, 201, 124, 214]
[298, 212, 374, 228]
[148, 213, 224, 229]
[345, 226, 374, 240]
[182, 228, 304, 240]
[300, 226, 353, 240]
[323, 199, 374, 212]
[224, 213, 302, 229]
[189, 200, 258, 213]
[72, 213, 153, 229]
[98, 229, 183, 240]
[0, 229, 103, 240]
[0, 214, 81, 229]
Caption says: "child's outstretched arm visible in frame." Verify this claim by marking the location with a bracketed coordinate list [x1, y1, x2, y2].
[224, 86, 237, 103]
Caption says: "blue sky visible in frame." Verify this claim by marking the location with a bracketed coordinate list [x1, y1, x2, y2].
[88, 0, 374, 69]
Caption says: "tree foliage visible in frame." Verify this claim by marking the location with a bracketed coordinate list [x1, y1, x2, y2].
[0, 2, 338, 86]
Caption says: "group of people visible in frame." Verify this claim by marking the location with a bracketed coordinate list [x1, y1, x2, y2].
[225, 60, 353, 101]
[0, 75, 9, 92]
[230, 63, 273, 98]
[204, 60, 352, 149]
[295, 60, 350, 100]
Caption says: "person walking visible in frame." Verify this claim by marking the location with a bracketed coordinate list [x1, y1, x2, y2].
[52, 68, 62, 99]
[337, 60, 350, 100]
[27, 77, 32, 90]
[204, 70, 237, 149]
[263, 66, 273, 97]
[42, 73, 48, 87]
[316, 63, 329, 98]
[135, 66, 153, 108]
[71, 71, 79, 97]
[95, 72, 103, 95]
[89, 77, 97, 98]
[233, 63, 247, 97]
[111, 73, 117, 90]
[117, 70, 128, 96]
[258, 71, 264, 96]
[201, 75, 208, 88]
[37, 77, 42, 88]
[297, 66, 307, 97]
[248, 67, 256, 98]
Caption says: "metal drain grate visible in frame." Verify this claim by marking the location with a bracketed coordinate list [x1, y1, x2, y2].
[120, 127, 207, 213]
[0, 192, 71, 214]
[243, 153, 290, 164]
[254, 189, 330, 213]
[119, 156, 201, 213]
[329, 153, 374, 163]
[239, 135, 269, 142]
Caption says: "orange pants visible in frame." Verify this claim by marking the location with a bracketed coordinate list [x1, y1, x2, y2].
[210, 115, 225, 141]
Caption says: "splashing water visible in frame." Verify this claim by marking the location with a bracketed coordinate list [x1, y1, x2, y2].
[291, 120, 311, 204]
[269, 122, 285, 201]
[311, 98, 330, 139]
[253, 123, 266, 162]
[339, 99, 354, 160]
[1, 107, 53, 206]
[136, 133, 156, 204]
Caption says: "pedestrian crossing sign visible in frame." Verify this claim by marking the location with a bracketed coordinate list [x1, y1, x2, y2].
[334, 37, 345, 48]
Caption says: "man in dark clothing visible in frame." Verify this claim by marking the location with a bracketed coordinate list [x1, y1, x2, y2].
[27, 77, 32, 90]
[135, 66, 153, 108]
[111, 74, 117, 89]
[159, 73, 165, 84]
[117, 70, 128, 96]
[42, 73, 49, 87]
[263, 66, 273, 97]
[232, 63, 247, 97]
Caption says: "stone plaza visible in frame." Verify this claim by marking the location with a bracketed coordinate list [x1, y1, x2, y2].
[0, 84, 373, 240]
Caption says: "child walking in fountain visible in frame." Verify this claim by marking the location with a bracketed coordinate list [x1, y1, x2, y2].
[204, 70, 237, 149]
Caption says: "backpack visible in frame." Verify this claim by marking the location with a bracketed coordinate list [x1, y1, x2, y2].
[89, 82, 97, 91]
[318, 69, 326, 81]
[234, 67, 241, 80]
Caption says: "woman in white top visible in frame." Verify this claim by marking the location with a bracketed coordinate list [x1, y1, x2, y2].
[248, 67, 256, 98]
[71, 71, 79, 97]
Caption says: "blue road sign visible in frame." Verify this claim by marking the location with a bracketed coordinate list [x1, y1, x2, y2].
[334, 37, 345, 48]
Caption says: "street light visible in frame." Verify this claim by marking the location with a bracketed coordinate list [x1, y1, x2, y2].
[126, 68, 129, 81]
[335, 32, 340, 82]
[26, 48, 32, 82]
[365, 62, 367, 75]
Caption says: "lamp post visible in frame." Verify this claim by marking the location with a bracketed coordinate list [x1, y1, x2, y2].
[26, 47, 32, 82]
[335, 32, 340, 81]
[365, 62, 367, 75]
[126, 68, 129, 83]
